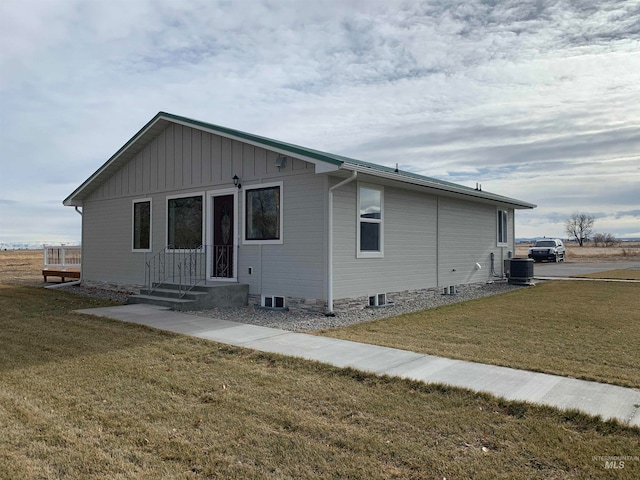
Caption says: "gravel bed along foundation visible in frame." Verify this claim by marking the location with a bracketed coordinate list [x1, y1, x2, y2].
[189, 281, 522, 332]
[57, 280, 524, 332]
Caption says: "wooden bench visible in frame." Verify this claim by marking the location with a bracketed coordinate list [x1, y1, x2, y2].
[42, 269, 81, 283]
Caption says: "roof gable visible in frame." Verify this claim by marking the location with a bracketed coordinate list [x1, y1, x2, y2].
[64, 112, 535, 209]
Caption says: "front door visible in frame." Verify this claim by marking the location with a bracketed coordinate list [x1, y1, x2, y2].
[212, 194, 235, 278]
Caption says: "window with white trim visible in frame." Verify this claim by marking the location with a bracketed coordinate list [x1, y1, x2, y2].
[132, 199, 151, 251]
[357, 184, 383, 257]
[167, 194, 203, 249]
[261, 295, 286, 309]
[497, 209, 508, 245]
[244, 182, 283, 244]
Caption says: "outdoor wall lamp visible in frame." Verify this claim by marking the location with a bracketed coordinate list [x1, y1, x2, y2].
[275, 155, 288, 170]
[233, 175, 241, 189]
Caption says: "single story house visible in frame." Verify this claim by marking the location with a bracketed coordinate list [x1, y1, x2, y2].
[64, 112, 535, 313]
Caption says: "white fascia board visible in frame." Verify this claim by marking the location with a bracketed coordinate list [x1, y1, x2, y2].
[314, 162, 341, 173]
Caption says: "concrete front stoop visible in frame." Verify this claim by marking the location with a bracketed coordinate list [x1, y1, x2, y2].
[128, 283, 249, 310]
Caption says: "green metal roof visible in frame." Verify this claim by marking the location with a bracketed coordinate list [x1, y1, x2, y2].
[64, 111, 536, 209]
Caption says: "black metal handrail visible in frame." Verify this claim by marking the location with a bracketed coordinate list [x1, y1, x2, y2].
[145, 245, 171, 294]
[145, 245, 205, 296]
[176, 245, 207, 297]
[145, 244, 233, 298]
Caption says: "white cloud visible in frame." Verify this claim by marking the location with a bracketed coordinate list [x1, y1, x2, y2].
[1, 0, 639, 243]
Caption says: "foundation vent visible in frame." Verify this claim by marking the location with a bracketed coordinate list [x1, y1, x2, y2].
[261, 295, 286, 309]
[368, 293, 392, 307]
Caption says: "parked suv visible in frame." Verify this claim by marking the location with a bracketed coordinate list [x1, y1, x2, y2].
[528, 239, 565, 262]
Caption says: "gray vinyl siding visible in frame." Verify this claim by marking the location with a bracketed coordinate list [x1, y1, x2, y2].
[437, 198, 513, 286]
[81, 123, 325, 298]
[237, 174, 327, 299]
[332, 182, 514, 299]
[81, 198, 147, 285]
[332, 182, 438, 299]
[80, 120, 520, 302]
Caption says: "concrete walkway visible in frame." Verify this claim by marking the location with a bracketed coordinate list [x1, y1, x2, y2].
[77, 304, 640, 427]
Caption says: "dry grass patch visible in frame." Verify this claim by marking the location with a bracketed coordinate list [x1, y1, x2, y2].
[320, 281, 640, 388]
[0, 249, 44, 286]
[570, 269, 640, 280]
[1, 285, 639, 479]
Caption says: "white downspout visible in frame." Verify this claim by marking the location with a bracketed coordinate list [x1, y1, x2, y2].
[75, 205, 83, 283]
[327, 170, 357, 315]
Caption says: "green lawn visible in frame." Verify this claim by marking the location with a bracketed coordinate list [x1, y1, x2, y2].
[319, 281, 640, 388]
[1, 285, 639, 479]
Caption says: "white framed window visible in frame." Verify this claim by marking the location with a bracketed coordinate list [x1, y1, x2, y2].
[357, 183, 383, 258]
[132, 198, 152, 252]
[368, 293, 388, 307]
[243, 182, 283, 245]
[497, 209, 508, 246]
[166, 193, 204, 250]
[261, 295, 286, 309]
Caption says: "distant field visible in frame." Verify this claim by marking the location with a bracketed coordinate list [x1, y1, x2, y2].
[515, 241, 640, 262]
[0, 249, 44, 285]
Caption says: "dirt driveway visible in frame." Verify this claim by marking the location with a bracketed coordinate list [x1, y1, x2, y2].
[533, 259, 640, 278]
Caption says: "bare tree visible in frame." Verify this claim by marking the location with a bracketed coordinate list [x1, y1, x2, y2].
[565, 213, 594, 246]
[604, 233, 618, 247]
[592, 233, 604, 247]
[592, 232, 617, 247]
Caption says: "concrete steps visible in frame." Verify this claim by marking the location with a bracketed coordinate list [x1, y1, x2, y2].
[128, 283, 249, 311]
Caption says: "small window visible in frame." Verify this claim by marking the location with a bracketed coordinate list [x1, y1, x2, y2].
[497, 209, 508, 245]
[357, 184, 383, 257]
[261, 295, 286, 309]
[132, 199, 151, 251]
[167, 194, 203, 249]
[368, 293, 391, 307]
[244, 183, 283, 244]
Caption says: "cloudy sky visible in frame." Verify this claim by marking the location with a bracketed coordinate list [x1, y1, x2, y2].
[1, 0, 639, 246]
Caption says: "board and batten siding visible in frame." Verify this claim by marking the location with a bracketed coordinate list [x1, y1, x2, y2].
[88, 123, 313, 200]
[81, 122, 321, 293]
[332, 182, 438, 299]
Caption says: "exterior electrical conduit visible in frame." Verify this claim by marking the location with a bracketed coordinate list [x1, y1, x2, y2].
[327, 170, 357, 315]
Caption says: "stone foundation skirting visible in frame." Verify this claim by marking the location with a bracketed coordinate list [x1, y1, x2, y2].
[249, 294, 328, 314]
[332, 287, 444, 313]
[250, 286, 468, 315]
[85, 280, 482, 314]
